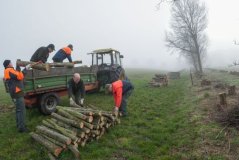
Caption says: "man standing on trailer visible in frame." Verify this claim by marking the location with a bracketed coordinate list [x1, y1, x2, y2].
[52, 44, 73, 63]
[30, 44, 55, 63]
[68, 73, 85, 106]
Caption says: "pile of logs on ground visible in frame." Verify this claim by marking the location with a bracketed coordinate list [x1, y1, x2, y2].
[168, 72, 180, 79]
[229, 71, 239, 76]
[30, 106, 120, 160]
[201, 79, 211, 86]
[148, 74, 168, 87]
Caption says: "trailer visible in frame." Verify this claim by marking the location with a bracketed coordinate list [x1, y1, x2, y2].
[4, 67, 99, 115]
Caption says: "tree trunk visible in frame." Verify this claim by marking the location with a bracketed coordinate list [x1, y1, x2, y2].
[51, 113, 84, 129]
[42, 134, 66, 149]
[219, 92, 227, 106]
[49, 62, 74, 68]
[16, 60, 50, 71]
[194, 38, 203, 74]
[30, 132, 63, 157]
[36, 125, 72, 145]
[42, 120, 78, 143]
[48, 153, 57, 160]
[228, 85, 236, 95]
[68, 145, 80, 160]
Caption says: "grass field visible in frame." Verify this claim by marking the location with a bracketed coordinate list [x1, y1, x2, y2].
[0, 69, 239, 160]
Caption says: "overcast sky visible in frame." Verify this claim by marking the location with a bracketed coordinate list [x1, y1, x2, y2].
[1, 0, 239, 75]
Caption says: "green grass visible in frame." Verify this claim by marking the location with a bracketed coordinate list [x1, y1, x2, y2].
[0, 69, 237, 160]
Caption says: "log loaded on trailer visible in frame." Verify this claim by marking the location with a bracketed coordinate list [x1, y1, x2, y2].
[3, 64, 99, 115]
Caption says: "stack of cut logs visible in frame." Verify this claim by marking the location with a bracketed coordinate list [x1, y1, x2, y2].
[30, 106, 120, 160]
[148, 74, 168, 87]
[168, 72, 180, 79]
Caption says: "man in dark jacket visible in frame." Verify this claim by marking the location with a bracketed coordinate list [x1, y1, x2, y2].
[68, 73, 85, 106]
[3, 60, 30, 132]
[30, 44, 55, 63]
[108, 80, 134, 116]
[52, 44, 73, 63]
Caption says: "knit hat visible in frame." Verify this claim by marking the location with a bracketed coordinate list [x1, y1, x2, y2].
[3, 60, 11, 68]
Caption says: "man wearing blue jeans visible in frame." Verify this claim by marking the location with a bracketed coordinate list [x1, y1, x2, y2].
[3, 60, 30, 133]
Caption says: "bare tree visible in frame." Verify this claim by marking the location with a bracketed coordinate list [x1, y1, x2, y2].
[165, 0, 208, 73]
[156, 0, 178, 9]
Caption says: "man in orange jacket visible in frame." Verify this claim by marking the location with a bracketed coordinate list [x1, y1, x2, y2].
[108, 80, 134, 116]
[52, 44, 73, 62]
[3, 60, 29, 132]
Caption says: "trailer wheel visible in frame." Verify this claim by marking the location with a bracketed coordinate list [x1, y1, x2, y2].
[40, 93, 59, 115]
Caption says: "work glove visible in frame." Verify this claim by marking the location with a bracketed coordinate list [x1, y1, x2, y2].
[69, 97, 76, 106]
[80, 98, 84, 105]
[16, 65, 21, 71]
[25, 64, 32, 70]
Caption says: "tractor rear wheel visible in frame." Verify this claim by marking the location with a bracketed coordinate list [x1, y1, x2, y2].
[39, 92, 59, 115]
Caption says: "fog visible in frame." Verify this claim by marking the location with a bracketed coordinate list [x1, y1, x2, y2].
[1, 0, 239, 75]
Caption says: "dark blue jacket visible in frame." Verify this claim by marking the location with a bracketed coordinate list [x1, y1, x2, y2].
[52, 49, 72, 62]
[122, 80, 134, 95]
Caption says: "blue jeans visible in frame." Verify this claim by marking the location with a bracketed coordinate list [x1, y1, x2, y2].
[12, 97, 26, 131]
[119, 89, 133, 115]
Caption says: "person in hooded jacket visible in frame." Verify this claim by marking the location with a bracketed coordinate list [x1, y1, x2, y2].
[52, 44, 73, 63]
[3, 60, 31, 132]
[107, 80, 134, 116]
[30, 44, 55, 63]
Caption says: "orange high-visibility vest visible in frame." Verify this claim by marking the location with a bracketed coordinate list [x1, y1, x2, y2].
[4, 67, 24, 96]
[62, 47, 72, 55]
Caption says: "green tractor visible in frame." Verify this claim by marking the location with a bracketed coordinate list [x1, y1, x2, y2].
[88, 48, 126, 90]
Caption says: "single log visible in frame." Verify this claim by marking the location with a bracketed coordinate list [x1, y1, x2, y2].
[49, 62, 74, 68]
[59, 107, 94, 123]
[82, 121, 94, 130]
[80, 139, 87, 147]
[46, 119, 76, 136]
[81, 127, 90, 134]
[60, 106, 95, 115]
[48, 152, 57, 160]
[57, 109, 87, 128]
[91, 130, 100, 136]
[68, 145, 80, 160]
[93, 125, 100, 130]
[36, 125, 72, 145]
[51, 118, 78, 135]
[219, 92, 227, 106]
[42, 134, 66, 149]
[51, 113, 84, 129]
[92, 116, 102, 125]
[57, 106, 102, 116]
[30, 132, 63, 157]
[62, 108, 88, 121]
[16, 59, 50, 71]
[95, 136, 100, 140]
[42, 120, 78, 143]
[228, 85, 236, 95]
[100, 128, 106, 137]
[73, 60, 83, 64]
[77, 131, 86, 138]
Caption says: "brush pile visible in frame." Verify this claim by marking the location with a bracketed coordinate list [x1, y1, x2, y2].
[148, 74, 168, 87]
[30, 106, 120, 160]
